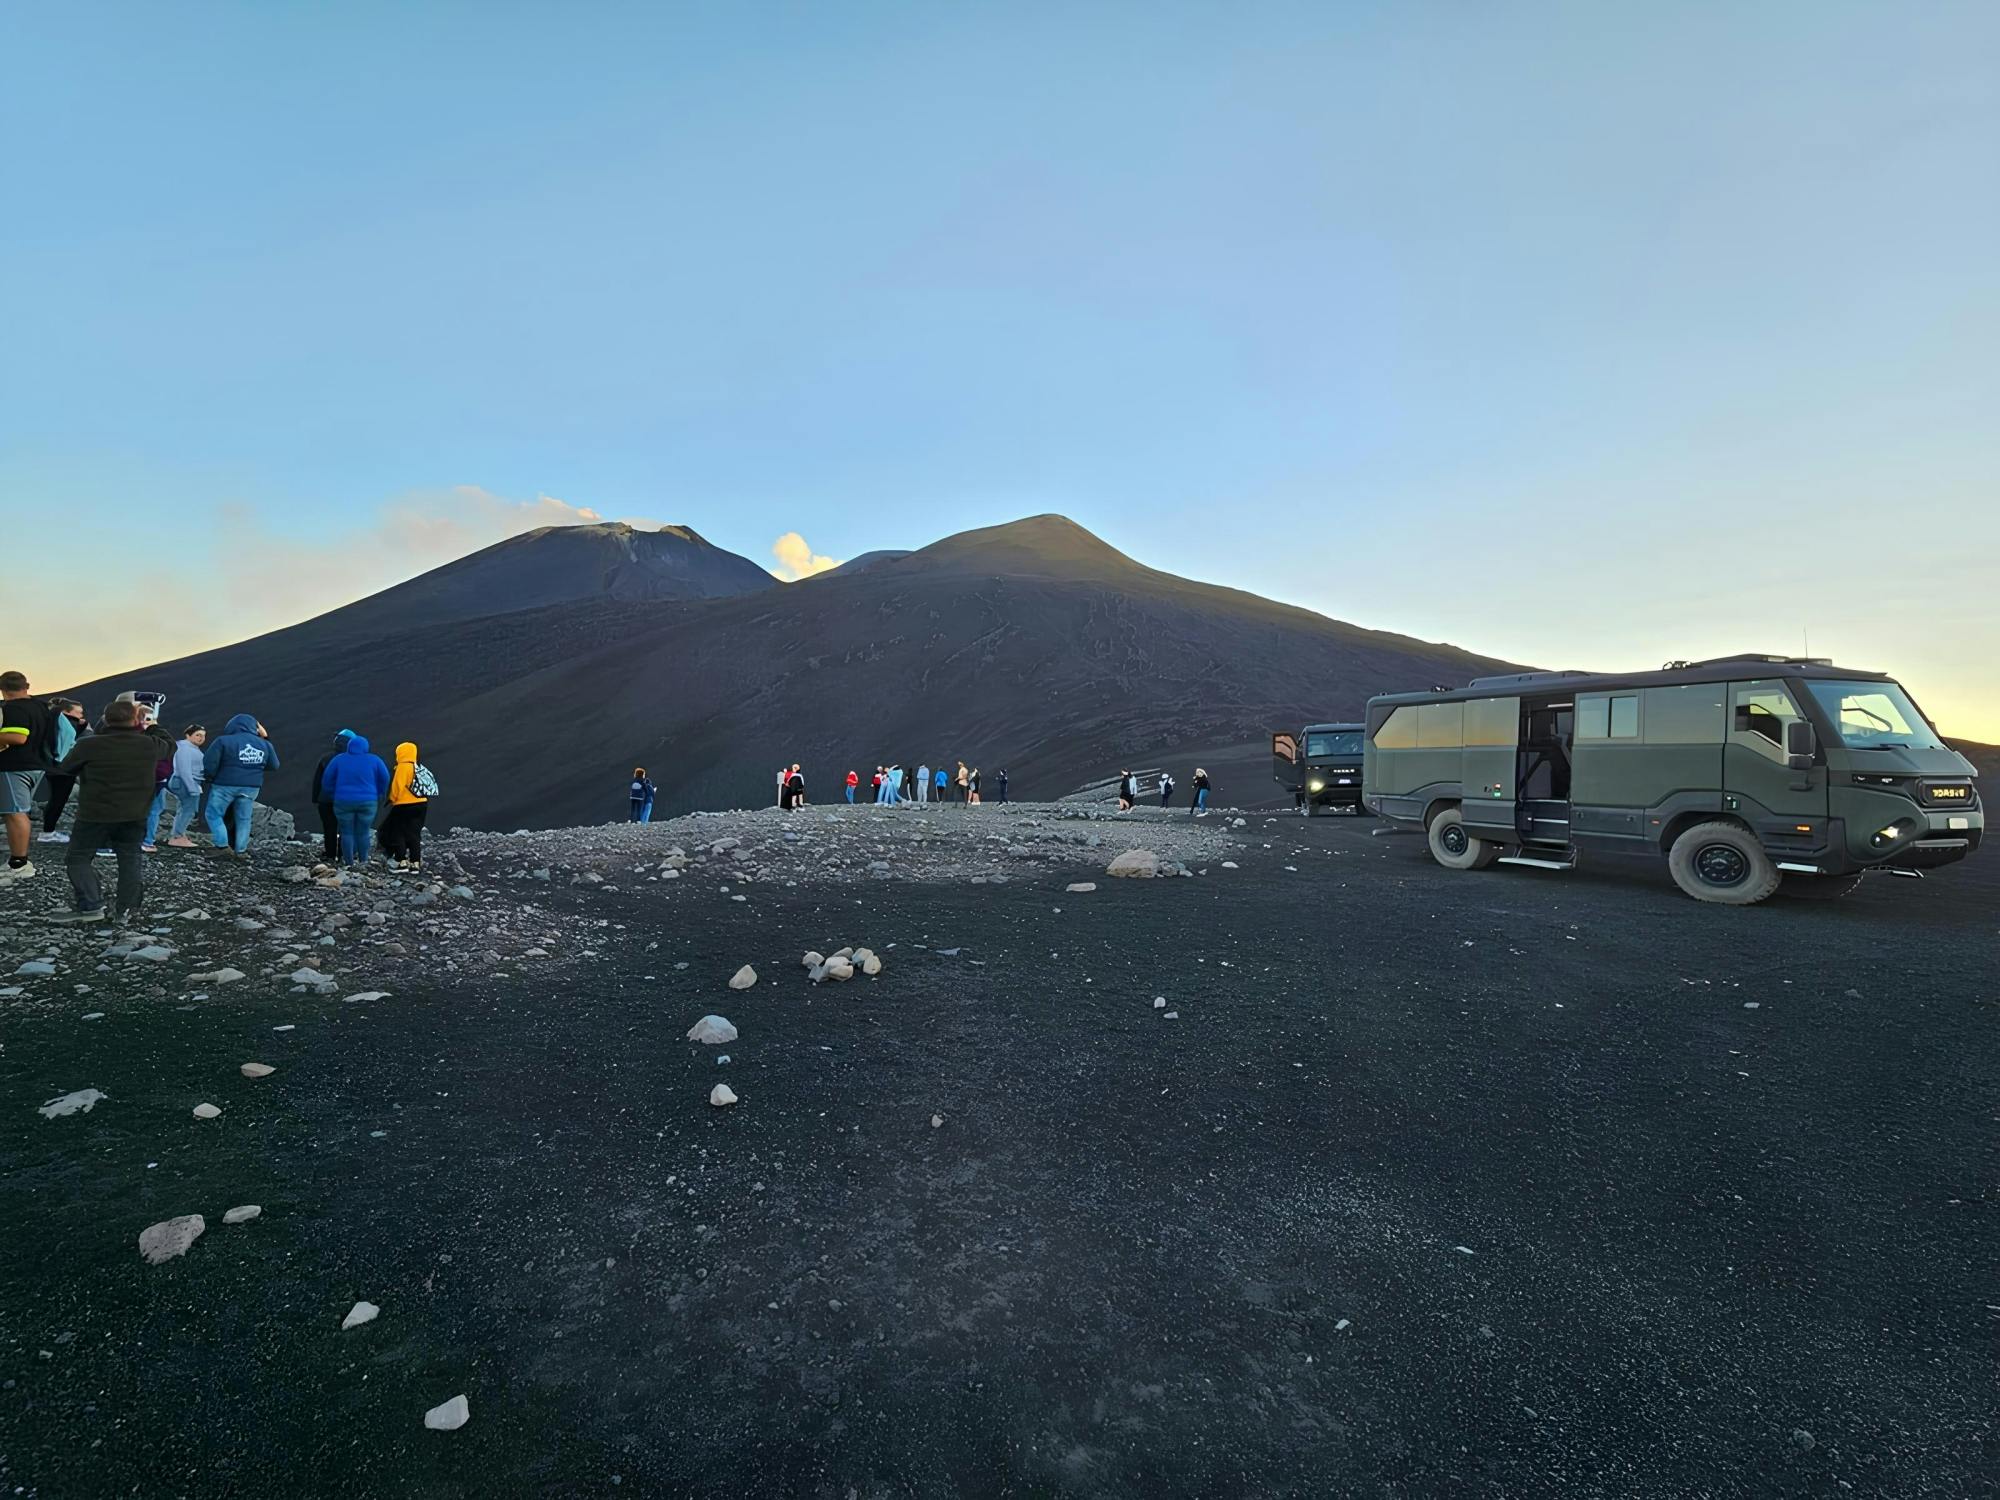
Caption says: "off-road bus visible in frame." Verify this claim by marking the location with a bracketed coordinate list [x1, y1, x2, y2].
[1362, 654, 1981, 904]
[1272, 722, 1367, 814]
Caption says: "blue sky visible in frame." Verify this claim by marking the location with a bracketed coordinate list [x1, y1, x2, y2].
[5, 1, 1996, 735]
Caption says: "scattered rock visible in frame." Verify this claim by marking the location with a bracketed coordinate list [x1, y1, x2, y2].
[710, 1083, 739, 1107]
[931, 1113, 944, 1128]
[240, 1063, 275, 1079]
[38, 1088, 106, 1119]
[686, 1015, 739, 1045]
[801, 950, 825, 970]
[342, 991, 390, 1004]
[192, 1102, 222, 1120]
[190, 967, 247, 984]
[342, 1300, 380, 1329]
[729, 964, 758, 990]
[424, 1394, 470, 1431]
[1065, 882, 1097, 893]
[1106, 849, 1160, 879]
[222, 1205, 262, 1224]
[138, 1215, 205, 1264]
[15, 960, 56, 977]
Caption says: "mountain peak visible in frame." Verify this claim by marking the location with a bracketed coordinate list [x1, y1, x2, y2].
[908, 514, 1143, 580]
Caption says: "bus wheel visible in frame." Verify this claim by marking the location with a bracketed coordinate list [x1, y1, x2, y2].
[1426, 807, 1498, 870]
[1780, 872, 1864, 900]
[1667, 821, 1781, 905]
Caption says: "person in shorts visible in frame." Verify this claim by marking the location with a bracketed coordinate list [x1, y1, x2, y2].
[0, 670, 55, 885]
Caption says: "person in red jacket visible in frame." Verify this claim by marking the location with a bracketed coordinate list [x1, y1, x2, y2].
[844, 770, 859, 804]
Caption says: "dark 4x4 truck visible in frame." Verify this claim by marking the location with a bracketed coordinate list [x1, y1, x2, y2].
[1362, 654, 1981, 904]
[1273, 722, 1368, 816]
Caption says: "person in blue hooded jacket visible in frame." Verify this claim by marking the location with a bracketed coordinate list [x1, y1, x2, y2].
[319, 734, 391, 866]
[202, 714, 279, 855]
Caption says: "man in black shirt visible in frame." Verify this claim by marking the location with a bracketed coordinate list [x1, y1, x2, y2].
[0, 669, 55, 885]
[49, 698, 177, 924]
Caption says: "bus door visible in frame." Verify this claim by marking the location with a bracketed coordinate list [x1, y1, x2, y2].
[1459, 697, 1521, 840]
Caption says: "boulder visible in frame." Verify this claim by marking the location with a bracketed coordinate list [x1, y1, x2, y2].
[139, 1214, 205, 1264]
[1106, 849, 1160, 879]
[686, 1015, 738, 1045]
[728, 965, 758, 990]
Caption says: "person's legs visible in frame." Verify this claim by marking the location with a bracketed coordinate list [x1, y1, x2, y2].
[142, 785, 167, 849]
[169, 789, 202, 842]
[66, 821, 106, 912]
[3, 769, 42, 867]
[639, 799, 652, 824]
[41, 772, 75, 834]
[230, 792, 258, 852]
[335, 802, 373, 864]
[406, 803, 426, 865]
[107, 820, 146, 915]
[205, 785, 236, 848]
[317, 802, 339, 860]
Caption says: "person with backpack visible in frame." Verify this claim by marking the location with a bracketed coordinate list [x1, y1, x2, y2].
[630, 766, 656, 823]
[0, 669, 55, 884]
[310, 730, 356, 861]
[1191, 767, 1212, 814]
[203, 714, 279, 856]
[381, 741, 433, 872]
[318, 733, 390, 867]
[844, 769, 858, 803]
[163, 724, 208, 847]
[968, 767, 982, 804]
[1159, 771, 1175, 808]
[45, 697, 177, 924]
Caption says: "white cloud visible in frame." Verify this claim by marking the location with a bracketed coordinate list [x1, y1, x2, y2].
[769, 531, 843, 582]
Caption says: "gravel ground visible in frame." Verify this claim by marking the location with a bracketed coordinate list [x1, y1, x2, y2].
[2, 806, 1993, 1496]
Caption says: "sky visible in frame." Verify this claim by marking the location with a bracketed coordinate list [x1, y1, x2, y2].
[4, 1, 1996, 736]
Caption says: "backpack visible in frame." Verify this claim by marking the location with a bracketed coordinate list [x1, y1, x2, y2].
[411, 763, 441, 798]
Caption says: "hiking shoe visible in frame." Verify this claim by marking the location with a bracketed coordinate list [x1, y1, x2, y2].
[45, 908, 105, 925]
[0, 861, 37, 884]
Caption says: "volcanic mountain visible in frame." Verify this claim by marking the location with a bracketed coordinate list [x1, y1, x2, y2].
[64, 515, 1516, 828]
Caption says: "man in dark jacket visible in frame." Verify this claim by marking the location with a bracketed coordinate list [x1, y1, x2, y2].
[311, 730, 356, 860]
[48, 699, 176, 924]
[202, 713, 279, 855]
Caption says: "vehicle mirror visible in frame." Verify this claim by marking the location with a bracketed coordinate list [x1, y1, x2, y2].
[1785, 719, 1815, 770]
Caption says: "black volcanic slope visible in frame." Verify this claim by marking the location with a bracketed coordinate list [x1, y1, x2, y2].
[64, 515, 1516, 829]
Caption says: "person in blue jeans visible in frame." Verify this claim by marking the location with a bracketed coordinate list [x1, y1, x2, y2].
[934, 766, 949, 802]
[202, 713, 279, 854]
[1191, 767, 1211, 813]
[630, 767, 656, 823]
[318, 733, 390, 866]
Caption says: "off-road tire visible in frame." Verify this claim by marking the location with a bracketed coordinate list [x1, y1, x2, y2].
[1667, 821, 1781, 905]
[1779, 872, 1864, 900]
[1426, 806, 1499, 871]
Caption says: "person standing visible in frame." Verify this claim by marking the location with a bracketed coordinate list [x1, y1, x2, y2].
[784, 764, 806, 809]
[311, 731, 356, 860]
[164, 724, 207, 846]
[1114, 770, 1133, 811]
[123, 697, 173, 854]
[1159, 771, 1175, 808]
[1191, 767, 1211, 814]
[630, 767, 656, 823]
[872, 766, 886, 804]
[968, 767, 982, 805]
[381, 741, 431, 872]
[0, 670, 55, 885]
[996, 768, 1008, 803]
[36, 699, 88, 843]
[915, 762, 930, 804]
[46, 698, 176, 924]
[318, 733, 389, 867]
[935, 765, 949, 803]
[956, 762, 970, 803]
[203, 714, 279, 856]
[844, 770, 858, 804]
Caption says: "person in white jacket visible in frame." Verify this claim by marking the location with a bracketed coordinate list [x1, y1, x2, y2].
[164, 725, 208, 847]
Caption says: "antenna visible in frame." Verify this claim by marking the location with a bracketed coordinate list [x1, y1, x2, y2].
[1803, 625, 1810, 661]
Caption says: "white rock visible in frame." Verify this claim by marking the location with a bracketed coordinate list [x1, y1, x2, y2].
[801, 950, 824, 970]
[423, 1394, 470, 1430]
[823, 956, 855, 981]
[860, 953, 882, 976]
[1153, 997, 1167, 1009]
[189, 967, 247, 984]
[342, 991, 390, 1004]
[1065, 882, 1097, 893]
[289, 967, 336, 990]
[728, 964, 757, 990]
[223, 1204, 262, 1224]
[342, 1300, 380, 1329]
[38, 1088, 107, 1119]
[192, 1102, 222, 1120]
[686, 1015, 738, 1045]
[1220, 861, 1239, 869]
[1105, 849, 1160, 879]
[240, 1062, 275, 1079]
[138, 1214, 205, 1264]
[709, 1083, 739, 1107]
[931, 1113, 944, 1128]
[16, 960, 56, 977]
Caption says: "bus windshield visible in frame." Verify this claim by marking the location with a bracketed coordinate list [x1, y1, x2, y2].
[1305, 731, 1362, 759]
[1802, 680, 1946, 750]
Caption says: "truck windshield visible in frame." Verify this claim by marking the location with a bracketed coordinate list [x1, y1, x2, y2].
[1802, 680, 1946, 750]
[1306, 732, 1362, 759]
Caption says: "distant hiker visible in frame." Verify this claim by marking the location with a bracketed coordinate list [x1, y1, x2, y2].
[35, 699, 88, 843]
[844, 769, 858, 803]
[900, 764, 914, 802]
[1159, 771, 1175, 808]
[934, 766, 948, 802]
[311, 730, 356, 860]
[996, 768, 1008, 803]
[630, 767, 656, 823]
[381, 741, 432, 872]
[871, 767, 884, 803]
[1116, 770, 1136, 811]
[956, 762, 970, 803]
[783, 764, 806, 810]
[203, 714, 279, 856]
[0, 670, 55, 884]
[1191, 767, 1211, 814]
[164, 725, 207, 846]
[45, 698, 176, 924]
[883, 764, 903, 805]
[968, 767, 982, 804]
[915, 762, 931, 803]
[318, 732, 389, 867]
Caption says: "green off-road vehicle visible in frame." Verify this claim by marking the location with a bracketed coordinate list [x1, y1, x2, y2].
[1272, 722, 1367, 814]
[1362, 654, 1981, 904]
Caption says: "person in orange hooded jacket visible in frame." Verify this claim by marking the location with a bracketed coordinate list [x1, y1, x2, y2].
[380, 741, 429, 873]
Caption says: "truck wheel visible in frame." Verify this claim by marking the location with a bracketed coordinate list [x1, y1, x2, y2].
[1426, 806, 1498, 871]
[1667, 821, 1781, 905]
[1780, 872, 1864, 900]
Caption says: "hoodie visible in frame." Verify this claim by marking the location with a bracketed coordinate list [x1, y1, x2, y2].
[203, 714, 280, 788]
[57, 724, 176, 823]
[319, 734, 390, 805]
[388, 741, 427, 805]
[311, 731, 356, 806]
[170, 736, 206, 795]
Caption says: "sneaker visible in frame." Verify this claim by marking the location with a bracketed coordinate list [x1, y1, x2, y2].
[36, 831, 69, 843]
[0, 861, 36, 884]
[45, 908, 105, 925]
[141, 844, 158, 854]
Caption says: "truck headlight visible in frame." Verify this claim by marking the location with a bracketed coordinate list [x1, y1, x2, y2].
[1308, 780, 1324, 792]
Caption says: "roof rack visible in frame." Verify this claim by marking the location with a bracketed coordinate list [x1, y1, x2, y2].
[1677, 653, 1833, 668]
[1465, 670, 1589, 688]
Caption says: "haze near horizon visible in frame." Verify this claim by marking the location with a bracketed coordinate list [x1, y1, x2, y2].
[4, 2, 1995, 736]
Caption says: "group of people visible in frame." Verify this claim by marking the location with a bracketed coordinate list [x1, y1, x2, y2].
[0, 667, 438, 925]
[845, 762, 1003, 806]
[1116, 766, 1212, 813]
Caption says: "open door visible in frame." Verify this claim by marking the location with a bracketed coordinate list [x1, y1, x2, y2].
[1272, 731, 1299, 793]
[1458, 697, 1521, 839]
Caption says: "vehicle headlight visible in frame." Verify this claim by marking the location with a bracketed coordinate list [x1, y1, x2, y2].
[1308, 780, 1324, 792]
